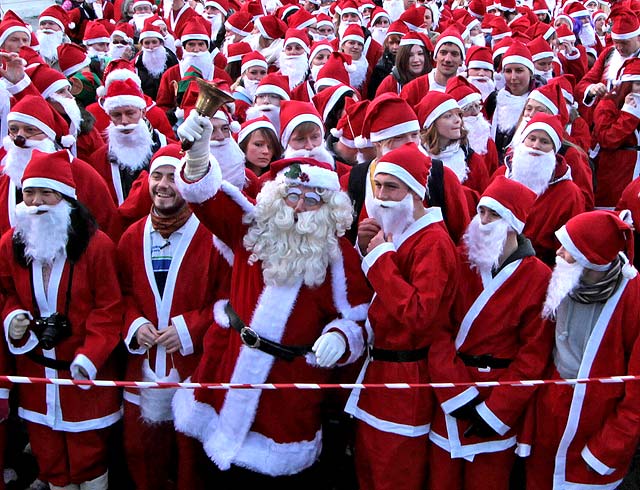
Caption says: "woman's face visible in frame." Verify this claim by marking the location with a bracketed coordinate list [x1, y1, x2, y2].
[311, 50, 331, 66]
[342, 39, 364, 60]
[424, 9, 433, 30]
[245, 66, 267, 81]
[408, 45, 426, 75]
[434, 109, 462, 141]
[374, 17, 390, 28]
[504, 63, 531, 96]
[245, 130, 275, 169]
[523, 98, 552, 119]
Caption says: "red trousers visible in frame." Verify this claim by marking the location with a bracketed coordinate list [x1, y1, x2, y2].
[25, 422, 110, 486]
[428, 440, 516, 490]
[123, 401, 177, 490]
[354, 420, 429, 490]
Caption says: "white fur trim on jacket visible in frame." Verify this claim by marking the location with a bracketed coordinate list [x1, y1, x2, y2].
[175, 157, 222, 204]
[212, 236, 235, 266]
[213, 299, 230, 328]
[220, 181, 256, 215]
[3, 309, 38, 355]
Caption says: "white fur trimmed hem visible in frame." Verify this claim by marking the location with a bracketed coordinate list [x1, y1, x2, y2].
[175, 158, 222, 204]
[172, 388, 322, 476]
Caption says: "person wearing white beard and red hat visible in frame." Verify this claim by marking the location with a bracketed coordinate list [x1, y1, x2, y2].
[245, 15, 287, 69]
[90, 77, 169, 206]
[245, 72, 292, 136]
[279, 29, 313, 93]
[464, 46, 496, 103]
[36, 5, 74, 71]
[0, 94, 121, 240]
[232, 51, 269, 122]
[0, 149, 123, 490]
[496, 112, 585, 266]
[117, 144, 232, 490]
[427, 176, 553, 490]
[135, 21, 180, 101]
[345, 142, 459, 490]
[339, 24, 371, 93]
[527, 210, 640, 490]
[170, 108, 372, 488]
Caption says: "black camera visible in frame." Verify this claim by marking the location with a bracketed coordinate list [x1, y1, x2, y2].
[31, 313, 72, 350]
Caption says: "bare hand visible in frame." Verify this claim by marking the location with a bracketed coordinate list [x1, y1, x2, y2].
[0, 52, 25, 85]
[366, 230, 393, 254]
[136, 323, 159, 350]
[8, 314, 30, 340]
[625, 93, 638, 107]
[589, 83, 607, 98]
[156, 324, 182, 354]
[357, 218, 381, 255]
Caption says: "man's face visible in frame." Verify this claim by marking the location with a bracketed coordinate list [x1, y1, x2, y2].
[341, 12, 360, 24]
[283, 184, 324, 213]
[255, 93, 282, 107]
[284, 42, 306, 56]
[2, 32, 30, 53]
[205, 5, 223, 15]
[149, 165, 185, 215]
[318, 25, 335, 37]
[478, 205, 501, 225]
[184, 39, 209, 52]
[22, 187, 63, 207]
[89, 41, 109, 53]
[142, 37, 162, 49]
[614, 36, 640, 57]
[288, 125, 323, 150]
[8, 121, 48, 143]
[534, 57, 553, 73]
[373, 173, 410, 202]
[210, 118, 231, 142]
[109, 106, 145, 129]
[134, 4, 153, 14]
[436, 43, 463, 77]
[39, 20, 62, 32]
[556, 245, 576, 263]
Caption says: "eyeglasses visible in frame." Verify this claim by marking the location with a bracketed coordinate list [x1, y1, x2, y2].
[285, 188, 323, 207]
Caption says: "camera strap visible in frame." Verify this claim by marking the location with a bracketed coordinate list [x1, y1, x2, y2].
[26, 261, 75, 371]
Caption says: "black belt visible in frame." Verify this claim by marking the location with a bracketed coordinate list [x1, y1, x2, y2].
[369, 346, 429, 362]
[224, 303, 312, 362]
[619, 146, 640, 151]
[26, 352, 71, 370]
[457, 352, 512, 369]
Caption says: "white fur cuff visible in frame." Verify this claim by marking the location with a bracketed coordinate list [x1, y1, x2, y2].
[213, 300, 230, 328]
[322, 318, 365, 365]
[622, 103, 640, 120]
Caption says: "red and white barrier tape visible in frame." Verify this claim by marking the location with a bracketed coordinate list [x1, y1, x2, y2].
[0, 374, 638, 389]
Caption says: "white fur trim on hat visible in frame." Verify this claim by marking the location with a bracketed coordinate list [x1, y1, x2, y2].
[339, 135, 357, 148]
[520, 121, 560, 151]
[61, 58, 91, 77]
[84, 36, 110, 45]
[370, 120, 420, 143]
[241, 58, 268, 74]
[238, 119, 276, 144]
[528, 91, 558, 114]
[502, 54, 534, 73]
[323, 85, 353, 121]
[435, 36, 465, 58]
[103, 95, 147, 112]
[139, 30, 165, 41]
[41, 78, 71, 101]
[477, 196, 525, 233]
[181, 33, 210, 44]
[225, 21, 252, 36]
[281, 113, 324, 147]
[457, 92, 482, 110]
[22, 177, 76, 199]
[60, 134, 76, 148]
[278, 163, 340, 190]
[7, 112, 56, 141]
[468, 60, 494, 71]
[555, 225, 610, 271]
[375, 160, 426, 198]
[341, 33, 364, 45]
[492, 45, 510, 60]
[39, 16, 65, 31]
[150, 155, 181, 173]
[284, 37, 310, 53]
[255, 19, 272, 40]
[531, 50, 553, 62]
[424, 98, 459, 129]
[106, 69, 142, 88]
[255, 84, 290, 101]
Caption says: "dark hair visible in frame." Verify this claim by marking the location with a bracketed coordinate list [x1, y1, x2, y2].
[239, 127, 283, 164]
[13, 198, 97, 268]
[324, 90, 355, 133]
[395, 44, 432, 85]
[226, 60, 242, 82]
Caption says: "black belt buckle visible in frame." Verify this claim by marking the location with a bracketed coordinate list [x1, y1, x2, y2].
[240, 326, 261, 348]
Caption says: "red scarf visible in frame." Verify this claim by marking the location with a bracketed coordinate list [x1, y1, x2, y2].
[150, 205, 192, 238]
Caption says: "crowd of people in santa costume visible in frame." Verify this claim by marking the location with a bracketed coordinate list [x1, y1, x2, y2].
[0, 0, 638, 488]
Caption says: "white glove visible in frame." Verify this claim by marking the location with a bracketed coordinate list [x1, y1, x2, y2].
[312, 332, 346, 368]
[8, 314, 29, 340]
[177, 110, 213, 180]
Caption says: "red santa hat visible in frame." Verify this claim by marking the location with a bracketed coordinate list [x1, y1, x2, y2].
[241, 51, 268, 74]
[555, 23, 576, 43]
[330, 99, 370, 148]
[284, 28, 311, 54]
[25, 64, 70, 101]
[386, 20, 409, 38]
[466, 46, 493, 72]
[255, 73, 291, 100]
[316, 13, 334, 29]
[556, 210, 637, 277]
[22, 149, 76, 199]
[212, 107, 241, 133]
[492, 38, 514, 62]
[270, 157, 340, 190]
[112, 23, 135, 43]
[528, 82, 570, 123]
[312, 83, 356, 121]
[310, 41, 333, 63]
[434, 26, 465, 59]
[287, 9, 316, 29]
[618, 58, 640, 83]
[497, 0, 517, 12]
[179, 18, 211, 45]
[399, 32, 434, 53]
[0, 13, 31, 49]
[610, 5, 640, 41]
[132, 0, 153, 9]
[554, 13, 573, 28]
[374, 143, 430, 199]
[518, 112, 563, 151]
[227, 41, 252, 62]
[554, 74, 577, 104]
[416, 91, 460, 129]
[139, 23, 164, 42]
[241, 0, 265, 20]
[565, 1, 590, 18]
[468, 0, 485, 17]
[526, 37, 554, 62]
[341, 24, 365, 46]
[149, 144, 183, 173]
[369, 8, 390, 27]
[477, 175, 536, 233]
[532, 0, 550, 15]
[225, 11, 254, 37]
[592, 9, 607, 22]
[83, 21, 111, 45]
[236, 115, 278, 145]
[339, 0, 363, 20]
[39, 5, 74, 32]
[204, 0, 229, 12]
[399, 6, 427, 31]
[9, 95, 76, 149]
[57, 43, 91, 77]
[446, 75, 482, 109]
[486, 16, 511, 42]
[97, 66, 141, 96]
[530, 21, 556, 41]
[19, 46, 45, 69]
[358, 94, 420, 147]
[279, 100, 324, 147]
[255, 15, 288, 40]
[103, 78, 146, 113]
[277, 4, 300, 21]
[316, 52, 354, 91]
[501, 41, 534, 73]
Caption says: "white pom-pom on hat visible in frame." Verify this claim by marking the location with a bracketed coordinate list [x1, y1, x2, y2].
[330, 127, 343, 138]
[354, 135, 369, 148]
[60, 134, 76, 148]
[229, 120, 241, 133]
[345, 62, 356, 73]
[68, 22, 76, 29]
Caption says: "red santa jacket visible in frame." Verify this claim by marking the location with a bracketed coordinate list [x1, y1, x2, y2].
[172, 168, 372, 476]
[400, 71, 448, 108]
[0, 229, 123, 430]
[616, 177, 640, 267]
[375, 73, 402, 97]
[117, 214, 231, 406]
[429, 250, 553, 459]
[345, 208, 459, 434]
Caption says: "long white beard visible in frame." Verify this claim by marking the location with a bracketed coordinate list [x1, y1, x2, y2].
[310, 63, 323, 81]
[349, 55, 369, 90]
[164, 34, 177, 54]
[2, 136, 57, 187]
[14, 200, 72, 265]
[534, 69, 553, 82]
[280, 54, 309, 89]
[370, 27, 388, 45]
[511, 117, 529, 150]
[494, 88, 528, 133]
[510, 144, 556, 196]
[205, 13, 223, 39]
[464, 114, 491, 154]
[142, 46, 167, 77]
[132, 13, 153, 31]
[246, 104, 281, 135]
[179, 51, 214, 80]
[382, 0, 404, 21]
[494, 72, 506, 91]
[108, 42, 128, 60]
[606, 48, 626, 84]
[463, 215, 510, 274]
[49, 93, 83, 136]
[209, 138, 246, 189]
[107, 120, 154, 171]
[365, 193, 415, 247]
[242, 76, 260, 101]
[36, 30, 63, 62]
[468, 76, 496, 102]
[243, 180, 352, 287]
[469, 34, 486, 47]
[579, 22, 597, 48]
[436, 143, 469, 183]
[283, 145, 334, 168]
[542, 256, 584, 319]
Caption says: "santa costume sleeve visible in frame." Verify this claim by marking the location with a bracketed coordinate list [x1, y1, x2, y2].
[593, 98, 640, 150]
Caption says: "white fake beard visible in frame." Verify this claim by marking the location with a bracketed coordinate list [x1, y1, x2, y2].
[14, 200, 72, 265]
[108, 42, 128, 60]
[494, 72, 506, 91]
[87, 46, 109, 60]
[470, 34, 486, 47]
[246, 104, 281, 135]
[49, 93, 83, 136]
[283, 145, 334, 167]
[179, 51, 214, 80]
[310, 63, 323, 81]
[437, 142, 469, 183]
[365, 193, 415, 246]
[534, 68, 553, 82]
[164, 34, 177, 54]
[349, 55, 369, 90]
[243, 180, 353, 287]
[142, 46, 167, 77]
[280, 54, 309, 89]
[464, 114, 491, 154]
[2, 136, 57, 188]
[107, 120, 154, 171]
[511, 116, 530, 151]
[579, 22, 597, 48]
[606, 48, 626, 84]
[510, 144, 556, 196]
[370, 26, 388, 45]
[205, 13, 223, 39]
[468, 76, 496, 102]
[463, 215, 510, 274]
[209, 138, 246, 189]
[542, 256, 584, 319]
[242, 76, 260, 101]
[36, 30, 63, 61]
[382, 0, 404, 21]
[132, 13, 153, 31]
[495, 89, 528, 132]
